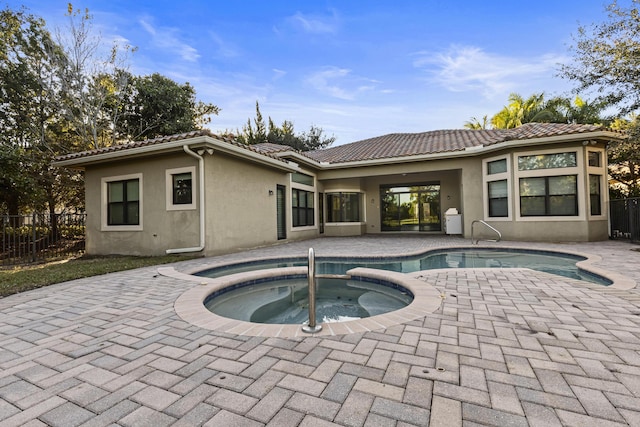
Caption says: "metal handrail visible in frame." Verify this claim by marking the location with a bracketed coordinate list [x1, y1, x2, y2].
[302, 248, 322, 333]
[471, 220, 502, 245]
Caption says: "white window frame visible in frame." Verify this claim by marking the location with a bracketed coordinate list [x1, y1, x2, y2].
[482, 155, 512, 221]
[586, 148, 606, 219]
[101, 173, 143, 231]
[514, 148, 585, 221]
[290, 171, 317, 230]
[166, 166, 197, 211]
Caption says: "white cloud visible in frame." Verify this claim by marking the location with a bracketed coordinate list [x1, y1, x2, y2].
[414, 45, 568, 99]
[139, 17, 200, 62]
[306, 67, 380, 100]
[288, 10, 339, 34]
[207, 32, 239, 58]
[272, 68, 287, 80]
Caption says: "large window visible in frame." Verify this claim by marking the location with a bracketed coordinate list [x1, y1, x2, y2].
[292, 189, 314, 227]
[327, 193, 362, 222]
[107, 179, 140, 225]
[519, 175, 577, 216]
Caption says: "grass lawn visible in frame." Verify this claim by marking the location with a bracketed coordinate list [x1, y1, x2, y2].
[0, 254, 198, 297]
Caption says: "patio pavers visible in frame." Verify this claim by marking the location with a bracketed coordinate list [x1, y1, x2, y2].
[1, 236, 639, 426]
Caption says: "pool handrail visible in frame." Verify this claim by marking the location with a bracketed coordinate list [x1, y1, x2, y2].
[302, 248, 323, 333]
[471, 220, 502, 244]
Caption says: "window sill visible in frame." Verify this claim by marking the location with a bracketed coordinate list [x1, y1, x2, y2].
[101, 225, 143, 232]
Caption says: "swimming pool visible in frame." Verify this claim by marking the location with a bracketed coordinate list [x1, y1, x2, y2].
[195, 247, 612, 286]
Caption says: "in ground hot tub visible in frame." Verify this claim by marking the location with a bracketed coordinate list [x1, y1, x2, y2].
[204, 276, 413, 324]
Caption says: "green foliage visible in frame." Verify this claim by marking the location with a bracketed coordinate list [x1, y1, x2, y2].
[118, 73, 220, 141]
[561, 0, 640, 115]
[609, 116, 640, 197]
[464, 93, 607, 130]
[1, 224, 85, 239]
[238, 101, 335, 151]
[0, 4, 217, 215]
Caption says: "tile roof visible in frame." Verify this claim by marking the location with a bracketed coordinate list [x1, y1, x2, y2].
[54, 130, 288, 164]
[55, 123, 618, 167]
[305, 123, 610, 164]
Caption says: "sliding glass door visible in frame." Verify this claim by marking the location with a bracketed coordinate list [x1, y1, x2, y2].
[381, 184, 441, 231]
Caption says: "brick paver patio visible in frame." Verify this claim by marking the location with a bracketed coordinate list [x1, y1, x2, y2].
[1, 236, 639, 426]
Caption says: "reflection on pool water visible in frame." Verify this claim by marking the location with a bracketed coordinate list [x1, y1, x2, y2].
[204, 277, 414, 324]
[196, 248, 612, 286]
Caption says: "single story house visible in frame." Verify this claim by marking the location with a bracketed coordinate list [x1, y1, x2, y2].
[54, 123, 622, 256]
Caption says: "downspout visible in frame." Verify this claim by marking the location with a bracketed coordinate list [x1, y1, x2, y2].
[166, 145, 206, 254]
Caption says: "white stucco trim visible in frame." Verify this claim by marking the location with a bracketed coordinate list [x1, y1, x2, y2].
[165, 166, 197, 211]
[482, 155, 513, 221]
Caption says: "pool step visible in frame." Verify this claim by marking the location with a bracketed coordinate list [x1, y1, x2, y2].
[315, 274, 351, 280]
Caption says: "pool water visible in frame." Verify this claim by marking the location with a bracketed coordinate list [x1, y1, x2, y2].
[204, 277, 414, 324]
[196, 248, 611, 286]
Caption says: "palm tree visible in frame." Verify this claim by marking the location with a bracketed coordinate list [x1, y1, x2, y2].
[491, 93, 546, 129]
[464, 115, 490, 130]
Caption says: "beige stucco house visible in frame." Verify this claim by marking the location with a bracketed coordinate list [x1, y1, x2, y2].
[54, 123, 622, 256]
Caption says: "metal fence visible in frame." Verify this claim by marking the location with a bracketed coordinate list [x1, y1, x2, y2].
[1, 213, 86, 266]
[610, 198, 640, 243]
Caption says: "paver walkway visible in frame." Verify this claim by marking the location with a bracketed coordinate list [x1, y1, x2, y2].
[1, 236, 640, 426]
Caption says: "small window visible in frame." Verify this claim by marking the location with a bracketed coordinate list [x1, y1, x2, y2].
[108, 179, 140, 225]
[518, 152, 577, 171]
[588, 152, 601, 167]
[589, 175, 602, 216]
[487, 159, 507, 175]
[327, 193, 363, 222]
[166, 167, 196, 210]
[520, 175, 577, 216]
[488, 180, 508, 217]
[292, 172, 314, 186]
[172, 173, 192, 205]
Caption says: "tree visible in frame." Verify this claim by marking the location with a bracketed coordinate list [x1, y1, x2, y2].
[561, 0, 640, 115]
[238, 101, 335, 151]
[541, 96, 609, 125]
[464, 115, 489, 130]
[609, 116, 640, 197]
[464, 93, 607, 130]
[0, 6, 63, 215]
[490, 93, 547, 129]
[296, 125, 335, 151]
[117, 73, 219, 141]
[52, 4, 134, 149]
[237, 101, 268, 145]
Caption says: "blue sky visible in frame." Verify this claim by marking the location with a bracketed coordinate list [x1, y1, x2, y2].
[7, 0, 614, 144]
